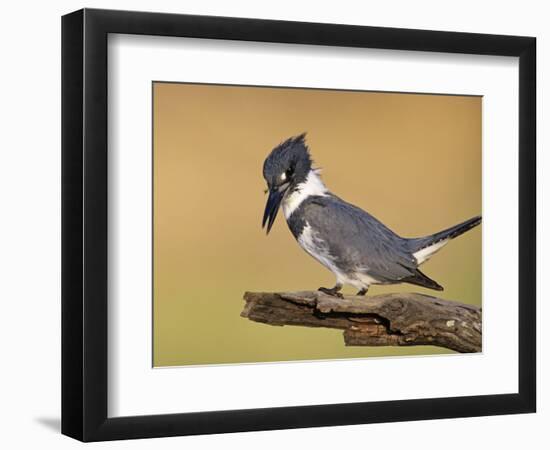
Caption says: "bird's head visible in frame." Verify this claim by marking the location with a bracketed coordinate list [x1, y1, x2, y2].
[262, 133, 312, 234]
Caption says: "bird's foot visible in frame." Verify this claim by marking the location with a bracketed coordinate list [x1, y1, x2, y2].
[318, 286, 344, 298]
[356, 288, 368, 296]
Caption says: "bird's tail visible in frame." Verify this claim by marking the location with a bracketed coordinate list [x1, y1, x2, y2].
[409, 215, 481, 265]
[403, 269, 444, 291]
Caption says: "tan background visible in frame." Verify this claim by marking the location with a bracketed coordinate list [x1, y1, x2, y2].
[153, 82, 481, 367]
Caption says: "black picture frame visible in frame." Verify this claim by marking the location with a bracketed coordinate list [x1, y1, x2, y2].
[62, 8, 536, 442]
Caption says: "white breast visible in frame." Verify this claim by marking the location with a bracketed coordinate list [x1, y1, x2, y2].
[299, 224, 379, 290]
[297, 223, 339, 274]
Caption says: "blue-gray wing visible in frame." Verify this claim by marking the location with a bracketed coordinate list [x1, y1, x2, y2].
[299, 196, 418, 282]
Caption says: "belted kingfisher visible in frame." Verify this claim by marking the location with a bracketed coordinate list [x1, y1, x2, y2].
[262, 133, 481, 297]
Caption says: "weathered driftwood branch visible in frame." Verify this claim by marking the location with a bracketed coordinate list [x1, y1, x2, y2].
[241, 291, 481, 353]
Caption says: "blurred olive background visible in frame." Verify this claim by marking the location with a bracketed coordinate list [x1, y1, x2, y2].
[153, 82, 481, 367]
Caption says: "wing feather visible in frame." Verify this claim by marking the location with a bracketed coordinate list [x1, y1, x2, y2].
[302, 196, 417, 282]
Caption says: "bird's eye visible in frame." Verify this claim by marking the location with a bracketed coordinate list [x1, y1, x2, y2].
[280, 172, 287, 182]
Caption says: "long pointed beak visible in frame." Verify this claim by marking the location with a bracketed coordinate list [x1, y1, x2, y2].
[262, 185, 288, 234]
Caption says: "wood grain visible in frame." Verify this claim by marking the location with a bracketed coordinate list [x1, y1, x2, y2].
[242, 291, 481, 353]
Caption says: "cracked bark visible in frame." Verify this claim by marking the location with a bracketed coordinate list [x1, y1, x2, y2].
[241, 291, 481, 353]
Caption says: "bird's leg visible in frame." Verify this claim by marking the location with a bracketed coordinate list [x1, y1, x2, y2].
[356, 287, 369, 296]
[318, 283, 343, 298]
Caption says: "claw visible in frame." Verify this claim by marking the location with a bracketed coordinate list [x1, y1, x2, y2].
[318, 287, 344, 298]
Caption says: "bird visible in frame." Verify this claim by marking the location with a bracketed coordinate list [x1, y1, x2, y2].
[261, 133, 481, 297]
